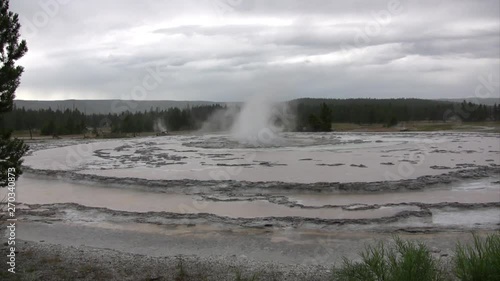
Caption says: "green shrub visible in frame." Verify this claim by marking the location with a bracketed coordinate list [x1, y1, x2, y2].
[335, 237, 444, 281]
[175, 257, 188, 281]
[454, 233, 500, 281]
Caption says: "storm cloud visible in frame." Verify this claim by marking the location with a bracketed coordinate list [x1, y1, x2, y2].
[10, 0, 500, 101]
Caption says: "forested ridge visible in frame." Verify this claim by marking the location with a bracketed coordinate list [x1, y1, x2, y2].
[293, 98, 500, 131]
[2, 98, 499, 136]
[2, 104, 226, 136]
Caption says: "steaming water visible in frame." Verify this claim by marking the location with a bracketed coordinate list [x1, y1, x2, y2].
[154, 118, 167, 132]
[230, 96, 289, 146]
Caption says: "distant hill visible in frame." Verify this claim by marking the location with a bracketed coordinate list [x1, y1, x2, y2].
[440, 98, 500, 106]
[13, 97, 499, 115]
[289, 97, 499, 107]
[289, 98, 455, 106]
[14, 100, 224, 115]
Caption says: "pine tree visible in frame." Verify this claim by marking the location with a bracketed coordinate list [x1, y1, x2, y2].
[319, 103, 332, 131]
[0, 0, 28, 187]
[308, 114, 321, 131]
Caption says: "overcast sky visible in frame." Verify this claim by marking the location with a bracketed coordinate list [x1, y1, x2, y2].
[10, 0, 500, 101]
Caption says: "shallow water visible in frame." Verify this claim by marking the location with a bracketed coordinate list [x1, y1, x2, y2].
[12, 132, 500, 226]
[13, 133, 500, 269]
[289, 178, 500, 206]
[432, 208, 500, 227]
[8, 176, 419, 219]
[5, 175, 499, 222]
[24, 132, 500, 183]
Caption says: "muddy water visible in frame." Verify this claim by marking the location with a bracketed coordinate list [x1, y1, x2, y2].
[432, 208, 500, 227]
[8, 176, 419, 219]
[289, 178, 500, 207]
[24, 132, 500, 183]
[5, 175, 499, 221]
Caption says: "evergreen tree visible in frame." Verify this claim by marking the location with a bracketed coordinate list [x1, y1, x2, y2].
[319, 102, 332, 131]
[41, 120, 56, 136]
[387, 116, 399, 127]
[308, 114, 321, 131]
[2, 99, 497, 135]
[0, 0, 28, 186]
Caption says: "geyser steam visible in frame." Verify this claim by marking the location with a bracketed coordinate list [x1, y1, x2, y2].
[154, 118, 167, 132]
[231, 95, 293, 146]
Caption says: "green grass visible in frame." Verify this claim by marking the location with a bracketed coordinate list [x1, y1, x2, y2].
[235, 270, 260, 281]
[7, 234, 500, 281]
[454, 233, 500, 281]
[330, 121, 500, 132]
[335, 237, 445, 281]
[175, 257, 188, 281]
[413, 123, 456, 131]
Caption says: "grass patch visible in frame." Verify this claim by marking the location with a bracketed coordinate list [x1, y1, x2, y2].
[330, 121, 500, 132]
[175, 257, 188, 281]
[413, 123, 456, 131]
[75, 264, 113, 281]
[235, 270, 260, 281]
[454, 233, 500, 281]
[40, 255, 62, 265]
[6, 234, 499, 281]
[335, 236, 445, 281]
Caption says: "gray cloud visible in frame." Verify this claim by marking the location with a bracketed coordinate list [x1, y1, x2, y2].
[9, 0, 500, 101]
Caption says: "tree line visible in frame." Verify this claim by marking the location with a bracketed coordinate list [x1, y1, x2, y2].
[1, 104, 227, 136]
[293, 99, 500, 131]
[2, 99, 499, 136]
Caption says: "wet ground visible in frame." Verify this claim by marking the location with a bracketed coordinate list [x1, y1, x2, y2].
[24, 132, 500, 183]
[4, 132, 500, 270]
[8, 174, 500, 224]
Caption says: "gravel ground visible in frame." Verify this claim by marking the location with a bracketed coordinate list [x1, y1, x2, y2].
[1, 240, 332, 281]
